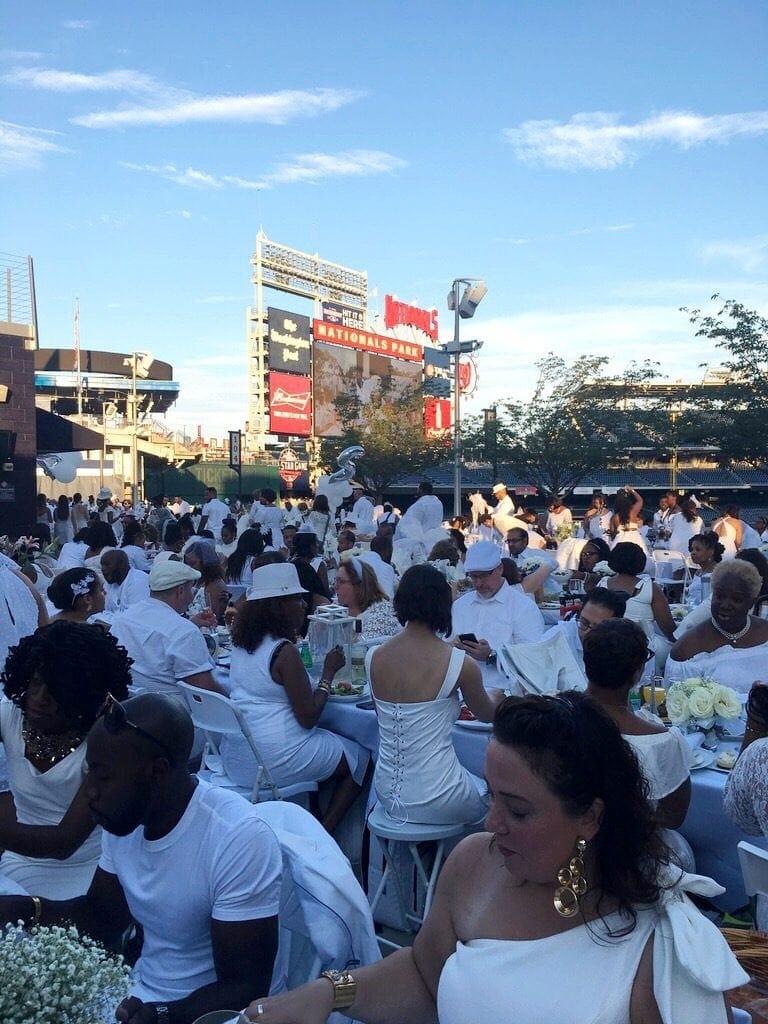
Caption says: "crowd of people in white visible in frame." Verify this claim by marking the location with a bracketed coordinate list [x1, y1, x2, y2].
[2, 478, 767, 1022]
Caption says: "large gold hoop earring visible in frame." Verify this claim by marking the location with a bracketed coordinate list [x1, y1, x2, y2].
[554, 838, 588, 918]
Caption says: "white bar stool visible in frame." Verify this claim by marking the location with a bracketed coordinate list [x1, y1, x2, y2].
[366, 804, 468, 949]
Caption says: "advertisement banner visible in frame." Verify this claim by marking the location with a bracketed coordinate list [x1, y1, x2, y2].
[321, 301, 366, 330]
[268, 307, 311, 375]
[312, 320, 423, 363]
[424, 398, 452, 436]
[312, 342, 422, 438]
[268, 372, 312, 436]
[384, 294, 438, 341]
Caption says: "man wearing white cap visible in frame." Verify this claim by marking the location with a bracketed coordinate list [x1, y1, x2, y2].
[111, 560, 223, 696]
[96, 487, 122, 543]
[451, 540, 545, 686]
[348, 483, 376, 537]
[490, 483, 527, 535]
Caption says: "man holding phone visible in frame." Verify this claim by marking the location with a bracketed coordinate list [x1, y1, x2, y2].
[451, 541, 545, 686]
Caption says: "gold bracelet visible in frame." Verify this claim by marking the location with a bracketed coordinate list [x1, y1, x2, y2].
[30, 896, 42, 925]
[319, 969, 357, 1010]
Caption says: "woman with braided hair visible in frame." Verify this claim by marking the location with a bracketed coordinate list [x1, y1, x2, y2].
[0, 620, 132, 897]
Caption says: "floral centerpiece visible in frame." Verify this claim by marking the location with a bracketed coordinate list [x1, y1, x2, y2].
[554, 523, 575, 543]
[517, 557, 543, 578]
[0, 922, 130, 1024]
[428, 558, 465, 584]
[592, 560, 615, 577]
[0, 535, 41, 572]
[665, 677, 742, 735]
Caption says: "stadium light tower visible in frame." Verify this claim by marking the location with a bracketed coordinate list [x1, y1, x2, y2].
[445, 278, 487, 516]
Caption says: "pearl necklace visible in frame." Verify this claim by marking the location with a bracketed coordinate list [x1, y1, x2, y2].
[710, 616, 752, 644]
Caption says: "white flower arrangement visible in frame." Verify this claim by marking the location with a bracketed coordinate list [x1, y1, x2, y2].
[0, 922, 130, 1024]
[517, 557, 543, 577]
[554, 523, 575, 543]
[592, 560, 616, 576]
[428, 558, 464, 584]
[665, 676, 743, 731]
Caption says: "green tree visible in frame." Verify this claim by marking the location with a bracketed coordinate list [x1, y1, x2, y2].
[683, 297, 768, 465]
[319, 383, 447, 499]
[462, 354, 665, 499]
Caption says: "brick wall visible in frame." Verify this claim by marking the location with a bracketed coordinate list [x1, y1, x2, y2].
[0, 334, 37, 535]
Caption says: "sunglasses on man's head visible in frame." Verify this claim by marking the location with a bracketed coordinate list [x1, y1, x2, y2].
[100, 694, 176, 766]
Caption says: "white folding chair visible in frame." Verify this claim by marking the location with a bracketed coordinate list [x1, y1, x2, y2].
[738, 840, 768, 930]
[498, 631, 587, 695]
[174, 681, 317, 805]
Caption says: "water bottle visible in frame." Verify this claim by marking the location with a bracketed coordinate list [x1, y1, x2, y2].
[298, 639, 313, 671]
[350, 619, 367, 683]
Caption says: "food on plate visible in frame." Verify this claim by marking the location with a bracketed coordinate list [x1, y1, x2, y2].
[459, 704, 477, 722]
[716, 750, 737, 770]
[329, 681, 365, 697]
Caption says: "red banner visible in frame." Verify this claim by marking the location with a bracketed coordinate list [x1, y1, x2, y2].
[312, 320, 423, 362]
[268, 372, 312, 436]
[384, 294, 438, 342]
[424, 397, 452, 436]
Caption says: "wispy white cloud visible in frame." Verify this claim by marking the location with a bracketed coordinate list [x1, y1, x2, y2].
[120, 149, 404, 190]
[0, 120, 67, 170]
[73, 86, 362, 128]
[701, 235, 768, 274]
[268, 149, 406, 183]
[0, 49, 43, 61]
[63, 19, 93, 29]
[571, 222, 635, 236]
[178, 209, 191, 219]
[503, 109, 768, 170]
[5, 66, 167, 95]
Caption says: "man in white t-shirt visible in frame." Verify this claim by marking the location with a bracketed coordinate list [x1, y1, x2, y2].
[248, 488, 286, 550]
[490, 483, 527, 535]
[348, 483, 377, 536]
[506, 527, 557, 569]
[111, 560, 222, 695]
[543, 588, 627, 672]
[451, 541, 545, 687]
[0, 693, 282, 1021]
[199, 487, 230, 541]
[101, 549, 151, 614]
[397, 481, 444, 537]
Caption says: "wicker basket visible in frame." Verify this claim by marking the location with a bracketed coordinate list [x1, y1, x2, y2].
[722, 928, 768, 988]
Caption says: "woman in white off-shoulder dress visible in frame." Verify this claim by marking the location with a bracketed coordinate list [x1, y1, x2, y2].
[244, 690, 745, 1024]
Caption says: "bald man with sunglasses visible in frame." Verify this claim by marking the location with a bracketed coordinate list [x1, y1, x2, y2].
[0, 693, 282, 1024]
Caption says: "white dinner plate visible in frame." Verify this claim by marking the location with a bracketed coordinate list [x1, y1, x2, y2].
[689, 748, 717, 771]
[327, 688, 368, 703]
[455, 718, 493, 731]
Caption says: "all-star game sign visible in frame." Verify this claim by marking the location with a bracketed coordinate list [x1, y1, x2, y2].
[278, 447, 303, 488]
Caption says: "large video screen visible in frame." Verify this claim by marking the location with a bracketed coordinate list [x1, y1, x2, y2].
[312, 342, 422, 438]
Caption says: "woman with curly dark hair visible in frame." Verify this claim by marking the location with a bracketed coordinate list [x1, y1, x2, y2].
[0, 620, 132, 897]
[367, 564, 503, 825]
[221, 562, 368, 834]
[82, 520, 117, 571]
[243, 690, 745, 1024]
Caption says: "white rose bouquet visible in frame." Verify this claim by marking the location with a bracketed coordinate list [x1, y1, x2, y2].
[0, 922, 130, 1024]
[592, 560, 616, 577]
[666, 676, 743, 733]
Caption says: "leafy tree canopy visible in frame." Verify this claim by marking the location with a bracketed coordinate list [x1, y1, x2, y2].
[319, 382, 447, 499]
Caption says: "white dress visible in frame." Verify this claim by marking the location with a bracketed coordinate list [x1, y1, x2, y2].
[220, 637, 368, 788]
[665, 639, 768, 694]
[369, 647, 488, 825]
[668, 515, 703, 555]
[610, 521, 651, 556]
[437, 871, 746, 1024]
[598, 577, 670, 675]
[0, 700, 101, 899]
[714, 518, 738, 559]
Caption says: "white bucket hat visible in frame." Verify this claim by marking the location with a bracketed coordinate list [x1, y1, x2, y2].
[97, 487, 113, 501]
[492, 483, 507, 495]
[246, 562, 308, 601]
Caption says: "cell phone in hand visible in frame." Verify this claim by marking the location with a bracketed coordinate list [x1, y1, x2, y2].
[356, 699, 375, 710]
[459, 633, 478, 644]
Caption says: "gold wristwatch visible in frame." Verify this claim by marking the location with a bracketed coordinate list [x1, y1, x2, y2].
[320, 968, 357, 1010]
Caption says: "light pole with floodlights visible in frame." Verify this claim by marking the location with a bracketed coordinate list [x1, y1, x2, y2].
[445, 277, 487, 517]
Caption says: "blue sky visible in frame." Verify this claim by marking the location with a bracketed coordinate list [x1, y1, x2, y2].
[3, 0, 767, 439]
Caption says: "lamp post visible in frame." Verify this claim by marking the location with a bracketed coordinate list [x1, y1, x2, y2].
[445, 278, 487, 517]
[123, 352, 152, 506]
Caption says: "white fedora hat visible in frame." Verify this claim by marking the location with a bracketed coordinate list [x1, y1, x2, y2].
[246, 562, 308, 602]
